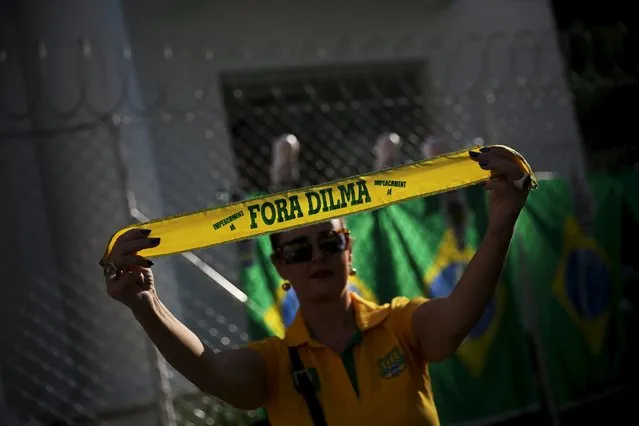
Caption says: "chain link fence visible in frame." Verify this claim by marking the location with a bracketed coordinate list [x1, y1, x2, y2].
[0, 24, 636, 426]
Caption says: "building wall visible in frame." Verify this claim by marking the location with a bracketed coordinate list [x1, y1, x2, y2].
[0, 0, 178, 423]
[123, 0, 586, 177]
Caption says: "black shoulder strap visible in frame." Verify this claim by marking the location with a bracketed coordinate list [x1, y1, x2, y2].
[288, 346, 328, 426]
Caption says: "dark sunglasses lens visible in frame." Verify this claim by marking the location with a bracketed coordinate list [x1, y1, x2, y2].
[319, 234, 347, 254]
[282, 242, 312, 264]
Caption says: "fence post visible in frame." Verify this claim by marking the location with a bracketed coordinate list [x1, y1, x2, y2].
[373, 132, 402, 170]
[269, 134, 301, 192]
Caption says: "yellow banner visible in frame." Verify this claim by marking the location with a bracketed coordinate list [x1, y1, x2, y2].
[102, 145, 537, 259]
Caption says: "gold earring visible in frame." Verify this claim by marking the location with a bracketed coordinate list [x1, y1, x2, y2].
[281, 281, 291, 291]
[349, 267, 357, 276]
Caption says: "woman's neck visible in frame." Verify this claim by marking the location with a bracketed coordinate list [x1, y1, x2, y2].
[301, 291, 356, 351]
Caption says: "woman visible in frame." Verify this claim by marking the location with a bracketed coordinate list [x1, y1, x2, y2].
[102, 147, 531, 425]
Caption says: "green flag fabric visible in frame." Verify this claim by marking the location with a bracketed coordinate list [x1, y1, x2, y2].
[513, 176, 623, 406]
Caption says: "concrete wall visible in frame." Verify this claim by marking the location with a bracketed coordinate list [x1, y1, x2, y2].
[0, 0, 179, 423]
[123, 0, 586, 175]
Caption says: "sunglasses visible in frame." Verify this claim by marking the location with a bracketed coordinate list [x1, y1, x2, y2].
[276, 229, 350, 265]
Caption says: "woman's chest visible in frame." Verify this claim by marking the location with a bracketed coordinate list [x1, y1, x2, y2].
[268, 330, 434, 425]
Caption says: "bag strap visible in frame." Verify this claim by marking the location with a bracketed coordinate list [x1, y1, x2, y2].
[288, 346, 328, 426]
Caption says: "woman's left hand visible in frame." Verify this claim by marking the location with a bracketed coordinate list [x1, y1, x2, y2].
[469, 146, 531, 231]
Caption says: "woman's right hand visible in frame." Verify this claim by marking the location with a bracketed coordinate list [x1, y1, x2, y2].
[101, 228, 161, 311]
[101, 229, 270, 411]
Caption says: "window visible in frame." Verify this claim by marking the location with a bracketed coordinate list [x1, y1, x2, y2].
[221, 62, 430, 194]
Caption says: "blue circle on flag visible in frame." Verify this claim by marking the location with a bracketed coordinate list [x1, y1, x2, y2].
[280, 282, 363, 327]
[565, 249, 611, 319]
[429, 262, 494, 339]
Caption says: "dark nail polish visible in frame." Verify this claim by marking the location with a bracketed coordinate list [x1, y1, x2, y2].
[480, 147, 491, 153]
[149, 238, 161, 245]
[140, 229, 152, 235]
[147, 259, 155, 266]
[469, 151, 480, 158]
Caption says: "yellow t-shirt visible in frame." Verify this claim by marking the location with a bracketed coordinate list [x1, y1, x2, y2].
[247, 292, 440, 426]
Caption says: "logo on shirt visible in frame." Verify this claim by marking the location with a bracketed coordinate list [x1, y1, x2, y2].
[377, 346, 407, 379]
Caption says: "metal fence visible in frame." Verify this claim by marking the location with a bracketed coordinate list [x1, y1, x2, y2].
[0, 26, 635, 426]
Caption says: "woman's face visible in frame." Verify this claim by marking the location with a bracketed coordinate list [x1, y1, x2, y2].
[271, 219, 352, 303]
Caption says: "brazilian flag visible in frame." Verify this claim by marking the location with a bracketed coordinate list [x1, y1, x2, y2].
[236, 191, 284, 340]
[240, 234, 286, 339]
[513, 176, 623, 405]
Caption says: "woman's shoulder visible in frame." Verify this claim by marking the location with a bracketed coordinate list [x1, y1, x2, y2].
[381, 295, 430, 311]
[384, 295, 430, 328]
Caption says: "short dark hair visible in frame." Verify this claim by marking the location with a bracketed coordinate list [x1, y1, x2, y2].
[269, 218, 346, 252]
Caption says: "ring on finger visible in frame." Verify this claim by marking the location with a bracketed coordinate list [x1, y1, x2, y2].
[99, 258, 123, 281]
